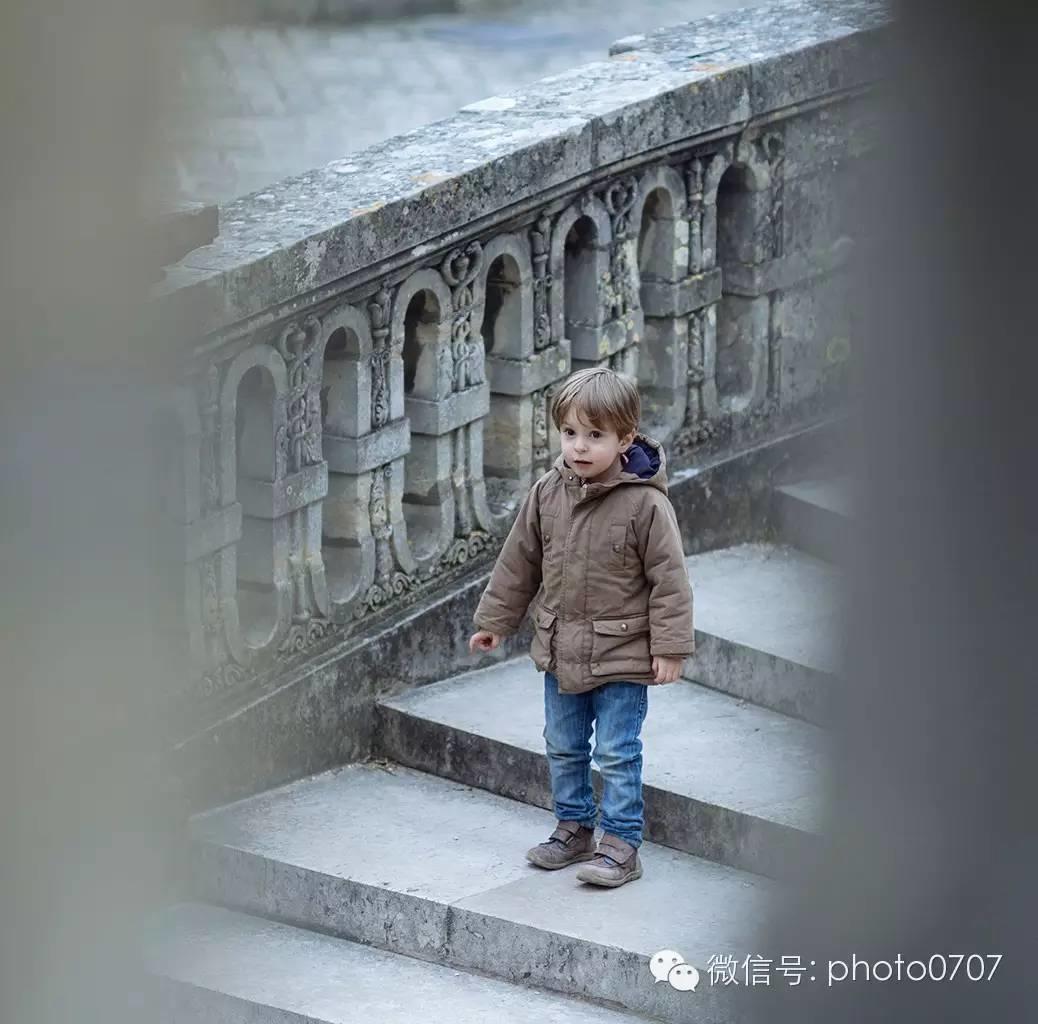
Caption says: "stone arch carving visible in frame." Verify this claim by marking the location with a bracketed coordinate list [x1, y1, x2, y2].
[690, 148, 734, 274]
[629, 166, 690, 441]
[632, 166, 687, 285]
[714, 160, 770, 413]
[549, 198, 612, 361]
[392, 269, 453, 402]
[475, 233, 534, 361]
[320, 302, 372, 436]
[716, 162, 760, 269]
[471, 233, 538, 524]
[390, 268, 457, 571]
[317, 302, 379, 615]
[218, 345, 293, 657]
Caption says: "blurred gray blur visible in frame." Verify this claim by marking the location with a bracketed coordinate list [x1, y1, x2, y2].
[750, 3, 1037, 1020]
[1, 3, 194, 1021]
[0, 2, 1033, 1022]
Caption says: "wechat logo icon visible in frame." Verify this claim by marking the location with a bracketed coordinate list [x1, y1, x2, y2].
[649, 950, 700, 992]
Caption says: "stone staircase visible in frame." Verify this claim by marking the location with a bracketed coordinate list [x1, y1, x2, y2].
[143, 476, 848, 1024]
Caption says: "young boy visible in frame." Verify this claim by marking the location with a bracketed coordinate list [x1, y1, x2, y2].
[468, 367, 694, 888]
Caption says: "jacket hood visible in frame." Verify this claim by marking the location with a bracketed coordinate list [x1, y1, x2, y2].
[553, 433, 669, 497]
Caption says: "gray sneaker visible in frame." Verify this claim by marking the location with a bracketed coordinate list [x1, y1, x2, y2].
[575, 833, 643, 887]
[525, 821, 596, 869]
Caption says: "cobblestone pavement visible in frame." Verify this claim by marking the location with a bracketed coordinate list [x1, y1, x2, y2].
[168, 0, 755, 204]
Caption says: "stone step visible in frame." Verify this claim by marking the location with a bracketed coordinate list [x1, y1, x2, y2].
[189, 763, 774, 1023]
[143, 901, 652, 1024]
[773, 476, 854, 564]
[376, 660, 824, 879]
[683, 543, 841, 726]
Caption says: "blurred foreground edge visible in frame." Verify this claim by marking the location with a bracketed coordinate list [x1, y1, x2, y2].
[752, 3, 1036, 1022]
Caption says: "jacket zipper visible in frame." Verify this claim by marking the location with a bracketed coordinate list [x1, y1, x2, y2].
[557, 477, 590, 676]
[555, 477, 586, 670]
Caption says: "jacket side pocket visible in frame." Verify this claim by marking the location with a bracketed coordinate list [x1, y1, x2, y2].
[529, 604, 558, 671]
[590, 613, 651, 676]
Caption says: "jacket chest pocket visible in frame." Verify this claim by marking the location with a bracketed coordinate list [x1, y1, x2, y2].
[530, 604, 558, 671]
[608, 522, 631, 570]
[590, 613, 651, 676]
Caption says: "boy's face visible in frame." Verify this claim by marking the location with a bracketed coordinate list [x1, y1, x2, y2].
[560, 409, 635, 483]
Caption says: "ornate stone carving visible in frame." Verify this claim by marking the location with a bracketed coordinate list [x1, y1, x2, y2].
[201, 557, 222, 640]
[685, 156, 705, 200]
[529, 212, 554, 351]
[759, 130, 786, 260]
[357, 462, 414, 617]
[602, 176, 639, 321]
[368, 285, 393, 430]
[532, 381, 562, 478]
[370, 463, 395, 587]
[355, 530, 492, 621]
[437, 529, 491, 572]
[532, 387, 549, 475]
[670, 418, 717, 456]
[278, 617, 335, 657]
[276, 315, 323, 473]
[767, 291, 781, 403]
[441, 241, 484, 391]
[674, 307, 717, 453]
[274, 315, 329, 638]
[357, 570, 419, 618]
[687, 305, 706, 414]
[685, 157, 706, 275]
[199, 661, 248, 699]
[684, 147, 732, 274]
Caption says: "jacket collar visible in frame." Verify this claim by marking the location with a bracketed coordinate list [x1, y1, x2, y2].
[559, 456, 623, 485]
[553, 433, 668, 498]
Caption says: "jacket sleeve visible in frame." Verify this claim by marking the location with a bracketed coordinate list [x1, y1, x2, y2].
[641, 496, 695, 657]
[472, 481, 544, 636]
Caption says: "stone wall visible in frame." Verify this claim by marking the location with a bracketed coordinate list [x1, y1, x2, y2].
[155, 0, 885, 788]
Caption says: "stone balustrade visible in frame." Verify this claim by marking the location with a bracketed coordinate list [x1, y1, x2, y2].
[154, 0, 885, 715]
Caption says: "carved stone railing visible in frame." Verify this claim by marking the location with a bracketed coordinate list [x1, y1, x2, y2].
[154, 0, 885, 723]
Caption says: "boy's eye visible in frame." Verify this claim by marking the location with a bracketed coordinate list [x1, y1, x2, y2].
[590, 431, 601, 439]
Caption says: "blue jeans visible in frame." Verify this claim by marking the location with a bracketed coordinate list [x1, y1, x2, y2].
[542, 672, 649, 847]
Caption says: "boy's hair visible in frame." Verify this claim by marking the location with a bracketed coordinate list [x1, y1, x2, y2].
[551, 367, 640, 439]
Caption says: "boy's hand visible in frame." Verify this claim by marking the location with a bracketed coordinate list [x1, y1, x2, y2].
[469, 630, 502, 654]
[651, 655, 684, 684]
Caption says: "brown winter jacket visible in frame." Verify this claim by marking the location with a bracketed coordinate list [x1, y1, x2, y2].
[473, 434, 694, 694]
